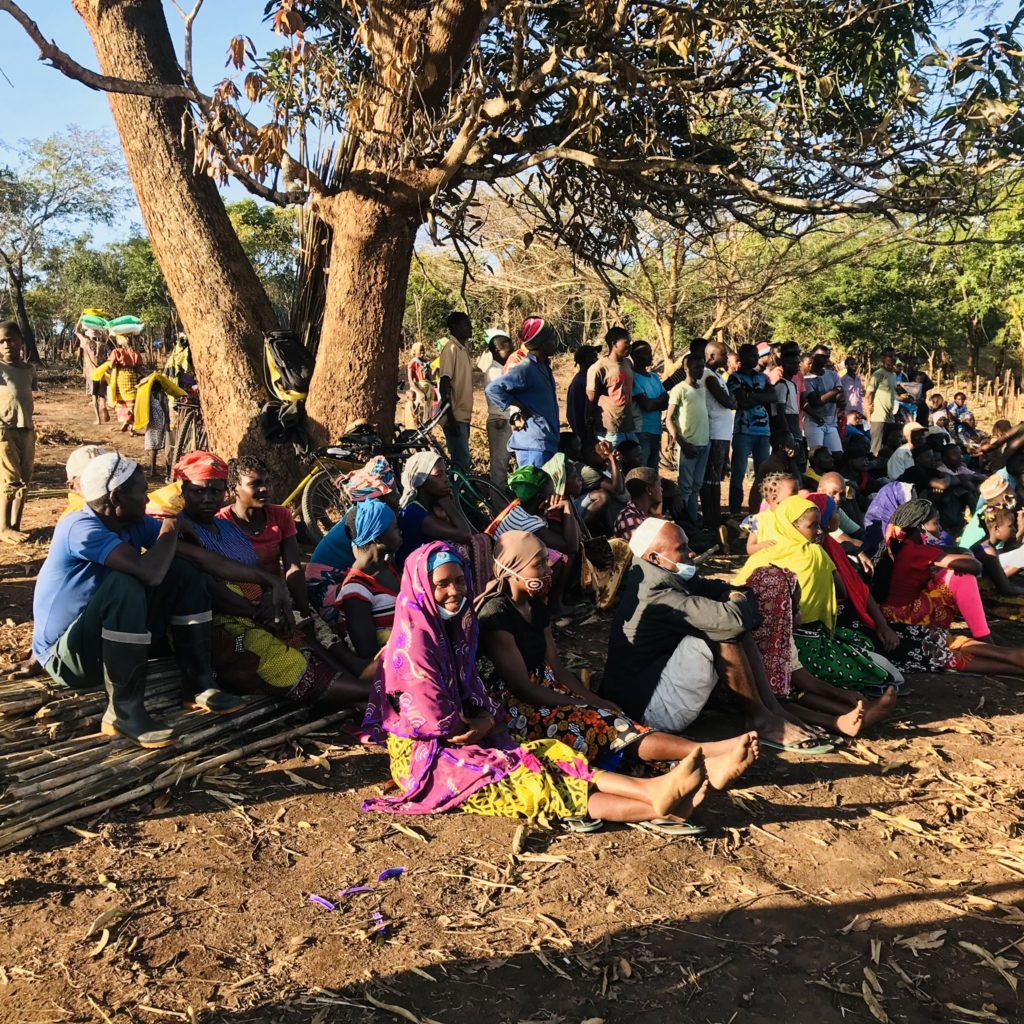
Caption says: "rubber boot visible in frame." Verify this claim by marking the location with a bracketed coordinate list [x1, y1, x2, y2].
[0, 497, 24, 545]
[171, 621, 245, 714]
[100, 636, 176, 748]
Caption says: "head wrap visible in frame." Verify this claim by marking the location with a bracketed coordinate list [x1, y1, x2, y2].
[352, 499, 397, 548]
[517, 317, 548, 349]
[172, 450, 229, 483]
[506, 465, 550, 504]
[474, 531, 547, 611]
[485, 328, 511, 344]
[400, 451, 444, 507]
[756, 341, 772, 359]
[806, 492, 837, 527]
[734, 495, 837, 630]
[79, 452, 139, 503]
[343, 456, 396, 502]
[360, 542, 526, 816]
[628, 516, 671, 560]
[903, 422, 925, 443]
[66, 445, 108, 483]
[541, 453, 567, 496]
[426, 547, 463, 574]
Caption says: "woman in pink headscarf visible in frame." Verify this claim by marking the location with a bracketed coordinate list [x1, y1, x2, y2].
[361, 542, 708, 824]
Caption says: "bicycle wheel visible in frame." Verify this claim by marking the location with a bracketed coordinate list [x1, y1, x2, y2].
[170, 408, 197, 464]
[300, 469, 352, 544]
[454, 475, 512, 532]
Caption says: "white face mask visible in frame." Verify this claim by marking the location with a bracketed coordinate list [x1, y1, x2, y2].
[438, 597, 467, 620]
[671, 561, 698, 581]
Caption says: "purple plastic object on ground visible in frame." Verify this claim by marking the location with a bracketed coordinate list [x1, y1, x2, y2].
[307, 895, 336, 911]
[376, 867, 406, 882]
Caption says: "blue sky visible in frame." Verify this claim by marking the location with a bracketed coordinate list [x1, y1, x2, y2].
[0, 2, 277, 238]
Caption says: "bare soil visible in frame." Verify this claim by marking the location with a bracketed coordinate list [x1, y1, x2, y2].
[1, 373, 1022, 1024]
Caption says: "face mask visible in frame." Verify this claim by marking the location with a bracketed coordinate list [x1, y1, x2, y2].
[438, 597, 467, 620]
[672, 561, 698, 581]
[494, 558, 553, 597]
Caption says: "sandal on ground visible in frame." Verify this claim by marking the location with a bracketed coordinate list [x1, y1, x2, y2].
[564, 817, 604, 833]
[761, 738, 835, 755]
[627, 819, 706, 837]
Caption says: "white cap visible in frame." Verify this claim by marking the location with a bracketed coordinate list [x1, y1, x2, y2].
[66, 445, 108, 483]
[79, 452, 139, 503]
[628, 516, 671, 560]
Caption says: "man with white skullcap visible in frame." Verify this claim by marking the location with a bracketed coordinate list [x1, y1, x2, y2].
[606, 517, 832, 751]
[31, 451, 253, 747]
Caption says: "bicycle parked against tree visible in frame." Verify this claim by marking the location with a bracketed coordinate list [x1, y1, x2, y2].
[282, 402, 510, 542]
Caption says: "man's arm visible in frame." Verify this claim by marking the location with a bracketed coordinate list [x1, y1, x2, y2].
[104, 520, 181, 587]
[485, 362, 534, 420]
[705, 374, 736, 410]
[656, 586, 761, 641]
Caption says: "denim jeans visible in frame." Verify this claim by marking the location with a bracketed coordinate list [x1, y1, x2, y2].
[729, 432, 770, 513]
[677, 443, 710, 522]
[443, 420, 471, 475]
[638, 432, 662, 469]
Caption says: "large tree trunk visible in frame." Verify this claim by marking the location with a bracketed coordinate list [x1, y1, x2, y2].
[73, 0, 285, 471]
[305, 193, 418, 442]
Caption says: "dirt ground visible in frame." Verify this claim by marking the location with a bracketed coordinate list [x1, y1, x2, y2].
[1, 371, 1023, 1024]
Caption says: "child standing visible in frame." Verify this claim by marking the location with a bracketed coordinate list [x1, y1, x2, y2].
[0, 321, 37, 543]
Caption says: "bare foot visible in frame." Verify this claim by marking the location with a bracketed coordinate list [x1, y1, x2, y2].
[834, 701, 864, 738]
[650, 748, 705, 818]
[751, 712, 824, 749]
[705, 732, 759, 789]
[862, 686, 897, 730]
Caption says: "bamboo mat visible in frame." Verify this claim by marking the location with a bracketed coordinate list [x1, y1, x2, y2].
[0, 661, 351, 852]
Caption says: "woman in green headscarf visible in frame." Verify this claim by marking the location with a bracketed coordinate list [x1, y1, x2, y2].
[736, 495, 902, 695]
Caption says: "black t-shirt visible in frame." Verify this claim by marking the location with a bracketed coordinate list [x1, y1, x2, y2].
[477, 592, 550, 678]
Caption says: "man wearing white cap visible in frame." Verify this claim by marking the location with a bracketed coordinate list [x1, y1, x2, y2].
[31, 452, 262, 748]
[60, 444, 108, 519]
[606, 517, 831, 750]
[886, 422, 926, 481]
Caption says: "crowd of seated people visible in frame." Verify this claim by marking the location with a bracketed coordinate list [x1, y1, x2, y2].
[21, 321, 1024, 833]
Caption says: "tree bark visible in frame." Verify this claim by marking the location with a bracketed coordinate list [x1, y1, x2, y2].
[72, 0, 286, 472]
[305, 192, 418, 442]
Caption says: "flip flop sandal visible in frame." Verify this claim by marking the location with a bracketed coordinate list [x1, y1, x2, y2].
[627, 819, 706, 837]
[564, 817, 604, 833]
[761, 739, 835, 755]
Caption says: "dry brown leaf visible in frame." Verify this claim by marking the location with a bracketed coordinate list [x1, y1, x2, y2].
[894, 930, 946, 956]
[958, 941, 1019, 992]
[840, 914, 873, 934]
[283, 769, 327, 790]
[870, 939, 882, 965]
[90, 929, 110, 958]
[618, 957, 632, 979]
[84, 908, 127, 939]
[863, 966, 883, 995]
[944, 1003, 1008, 1023]
[861, 979, 889, 1023]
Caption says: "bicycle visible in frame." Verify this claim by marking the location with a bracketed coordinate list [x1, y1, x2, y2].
[169, 393, 207, 466]
[284, 403, 512, 543]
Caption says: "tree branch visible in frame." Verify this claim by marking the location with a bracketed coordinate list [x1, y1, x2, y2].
[0, 0, 195, 101]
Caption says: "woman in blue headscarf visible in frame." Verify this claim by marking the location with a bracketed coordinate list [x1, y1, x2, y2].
[340, 499, 403, 658]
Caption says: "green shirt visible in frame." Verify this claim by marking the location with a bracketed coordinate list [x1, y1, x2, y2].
[866, 368, 899, 423]
[668, 381, 710, 447]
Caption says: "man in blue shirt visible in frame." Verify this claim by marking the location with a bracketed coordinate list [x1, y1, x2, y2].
[726, 343, 776, 515]
[484, 319, 560, 469]
[32, 452, 275, 748]
[630, 341, 668, 469]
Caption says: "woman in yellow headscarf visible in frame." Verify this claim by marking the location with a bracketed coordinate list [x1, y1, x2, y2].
[736, 495, 901, 696]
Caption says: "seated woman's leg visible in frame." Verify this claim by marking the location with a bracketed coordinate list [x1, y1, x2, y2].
[942, 569, 991, 639]
[588, 748, 708, 821]
[634, 731, 758, 790]
[791, 668, 897, 731]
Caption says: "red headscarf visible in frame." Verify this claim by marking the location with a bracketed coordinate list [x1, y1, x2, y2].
[172, 450, 229, 483]
[807, 492, 875, 629]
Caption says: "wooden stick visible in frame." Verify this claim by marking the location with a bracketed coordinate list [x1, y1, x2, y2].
[0, 708, 352, 851]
